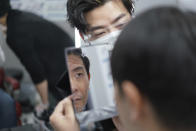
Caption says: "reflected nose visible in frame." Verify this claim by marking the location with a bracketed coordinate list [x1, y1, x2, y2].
[70, 77, 79, 93]
[71, 84, 79, 94]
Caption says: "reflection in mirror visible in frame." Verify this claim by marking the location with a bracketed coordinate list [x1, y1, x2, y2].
[67, 48, 90, 112]
[65, 45, 117, 126]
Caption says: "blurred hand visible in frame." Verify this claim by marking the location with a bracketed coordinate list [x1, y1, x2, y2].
[112, 116, 125, 131]
[50, 97, 79, 131]
[35, 102, 49, 116]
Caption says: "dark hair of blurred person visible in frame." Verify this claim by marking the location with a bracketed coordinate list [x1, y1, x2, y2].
[111, 7, 196, 131]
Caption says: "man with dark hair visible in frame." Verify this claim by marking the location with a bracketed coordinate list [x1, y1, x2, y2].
[0, 0, 73, 117]
[67, 0, 134, 45]
[56, 49, 90, 101]
[50, 7, 196, 131]
[56, 0, 133, 101]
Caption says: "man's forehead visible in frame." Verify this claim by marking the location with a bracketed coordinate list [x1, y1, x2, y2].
[68, 55, 85, 70]
[71, 66, 85, 73]
[84, 0, 129, 28]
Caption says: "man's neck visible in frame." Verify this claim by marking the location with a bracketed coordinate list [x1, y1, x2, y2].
[140, 103, 171, 131]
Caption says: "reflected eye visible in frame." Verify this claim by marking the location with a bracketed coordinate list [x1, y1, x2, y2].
[75, 73, 84, 79]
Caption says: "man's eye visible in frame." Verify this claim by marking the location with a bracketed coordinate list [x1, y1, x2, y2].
[116, 20, 129, 29]
[115, 23, 126, 29]
[75, 73, 83, 78]
[93, 32, 106, 38]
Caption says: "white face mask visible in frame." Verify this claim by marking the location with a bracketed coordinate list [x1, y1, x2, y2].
[84, 30, 122, 51]
[88, 30, 122, 46]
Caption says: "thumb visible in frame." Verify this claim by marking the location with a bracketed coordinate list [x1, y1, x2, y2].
[53, 99, 65, 115]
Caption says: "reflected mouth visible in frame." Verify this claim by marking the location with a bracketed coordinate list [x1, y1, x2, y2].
[73, 97, 82, 102]
[71, 93, 82, 101]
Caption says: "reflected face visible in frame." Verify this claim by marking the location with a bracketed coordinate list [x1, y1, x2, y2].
[84, 0, 131, 41]
[67, 54, 90, 112]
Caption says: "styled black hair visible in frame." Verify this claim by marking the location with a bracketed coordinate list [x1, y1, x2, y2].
[67, 48, 90, 76]
[0, 0, 11, 17]
[111, 7, 196, 130]
[67, 0, 134, 33]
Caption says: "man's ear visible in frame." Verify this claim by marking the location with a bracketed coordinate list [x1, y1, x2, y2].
[121, 81, 144, 121]
[88, 73, 90, 80]
[79, 31, 84, 40]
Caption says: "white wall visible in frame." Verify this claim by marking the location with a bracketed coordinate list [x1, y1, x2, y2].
[178, 0, 196, 12]
[134, 0, 178, 15]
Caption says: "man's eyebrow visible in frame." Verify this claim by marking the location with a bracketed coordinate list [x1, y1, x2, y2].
[72, 66, 84, 72]
[111, 14, 126, 24]
[88, 14, 126, 32]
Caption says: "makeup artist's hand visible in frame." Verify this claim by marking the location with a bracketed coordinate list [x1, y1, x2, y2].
[50, 97, 79, 131]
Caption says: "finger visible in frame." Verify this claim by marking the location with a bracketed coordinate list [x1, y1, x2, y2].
[63, 97, 75, 118]
[53, 99, 65, 115]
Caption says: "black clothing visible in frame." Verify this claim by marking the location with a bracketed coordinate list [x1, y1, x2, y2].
[6, 9, 74, 98]
[55, 71, 71, 100]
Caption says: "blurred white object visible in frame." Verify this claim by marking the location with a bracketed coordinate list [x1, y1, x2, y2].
[0, 30, 6, 65]
[10, 0, 67, 21]
[134, 0, 178, 15]
[178, 0, 196, 12]
[75, 28, 82, 47]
